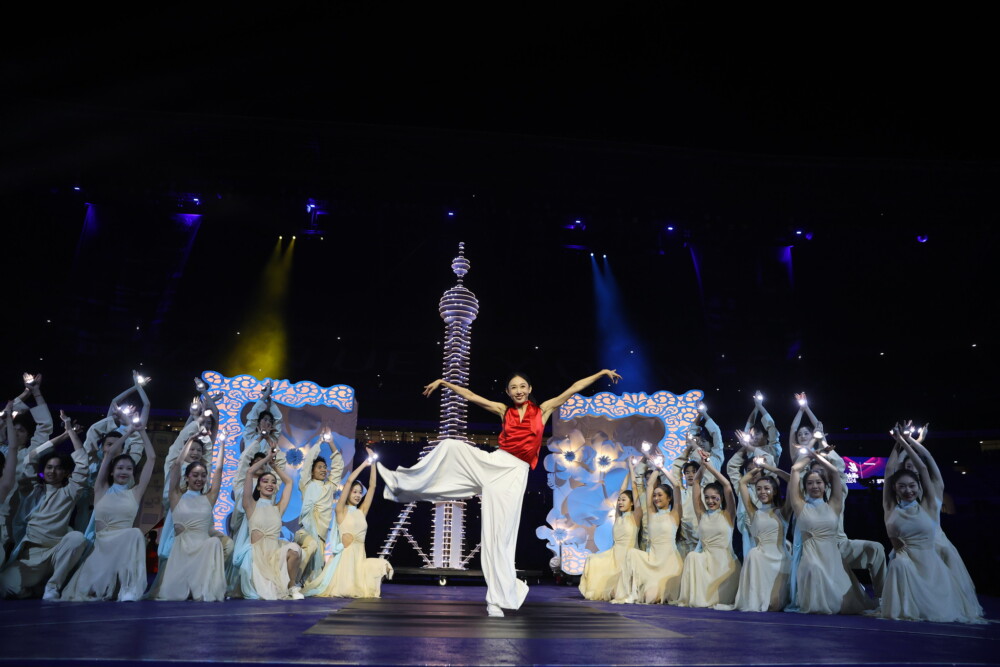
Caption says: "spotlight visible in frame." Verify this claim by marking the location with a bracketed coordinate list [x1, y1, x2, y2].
[916, 235, 928, 243]
[447, 211, 455, 217]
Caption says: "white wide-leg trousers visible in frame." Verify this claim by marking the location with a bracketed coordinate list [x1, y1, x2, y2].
[378, 438, 530, 609]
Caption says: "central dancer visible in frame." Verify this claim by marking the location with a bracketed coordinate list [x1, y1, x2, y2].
[378, 369, 621, 617]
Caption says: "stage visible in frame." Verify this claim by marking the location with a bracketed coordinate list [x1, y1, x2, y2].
[1, 583, 995, 666]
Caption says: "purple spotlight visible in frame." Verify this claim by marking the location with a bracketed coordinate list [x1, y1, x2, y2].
[804, 232, 813, 241]
[447, 211, 454, 217]
[193, 198, 200, 205]
[72, 186, 81, 191]
[916, 235, 928, 243]
[667, 226, 674, 231]
[795, 230, 803, 235]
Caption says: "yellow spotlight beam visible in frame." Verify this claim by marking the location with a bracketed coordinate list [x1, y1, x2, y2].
[225, 236, 294, 378]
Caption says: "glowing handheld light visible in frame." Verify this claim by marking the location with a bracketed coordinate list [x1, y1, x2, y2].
[740, 431, 752, 444]
[698, 402, 706, 411]
[799, 447, 808, 455]
[22, 373, 35, 384]
[813, 430, 823, 439]
[195, 378, 207, 392]
[203, 410, 214, 417]
[137, 374, 151, 386]
[798, 398, 807, 406]
[753, 456, 765, 467]
[191, 399, 201, 412]
[11, 411, 19, 418]
[641, 441, 651, 452]
[754, 392, 764, 401]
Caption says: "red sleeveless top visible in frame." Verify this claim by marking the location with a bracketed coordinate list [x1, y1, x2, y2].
[498, 401, 544, 469]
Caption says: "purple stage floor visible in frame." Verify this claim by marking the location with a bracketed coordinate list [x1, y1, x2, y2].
[0, 583, 996, 666]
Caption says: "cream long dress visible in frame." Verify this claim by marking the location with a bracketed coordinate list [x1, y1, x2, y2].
[61, 486, 145, 601]
[730, 506, 790, 612]
[156, 491, 226, 602]
[618, 509, 683, 604]
[674, 510, 740, 608]
[578, 512, 638, 601]
[304, 506, 392, 598]
[882, 502, 983, 623]
[249, 498, 304, 600]
[795, 500, 873, 615]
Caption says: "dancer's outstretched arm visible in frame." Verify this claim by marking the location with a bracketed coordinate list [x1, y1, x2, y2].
[360, 448, 377, 516]
[624, 457, 642, 527]
[336, 452, 374, 527]
[700, 451, 736, 525]
[540, 370, 621, 423]
[0, 401, 20, 501]
[423, 380, 506, 417]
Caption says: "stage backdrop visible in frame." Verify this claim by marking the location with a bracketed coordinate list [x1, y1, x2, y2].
[200, 371, 358, 541]
[536, 389, 703, 575]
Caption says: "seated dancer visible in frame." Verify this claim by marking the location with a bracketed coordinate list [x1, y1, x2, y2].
[881, 425, 982, 623]
[77, 372, 150, 532]
[886, 422, 982, 618]
[61, 416, 156, 601]
[146, 386, 223, 598]
[673, 450, 741, 609]
[231, 381, 286, 538]
[1, 403, 25, 564]
[787, 396, 884, 607]
[616, 459, 684, 604]
[788, 441, 875, 615]
[379, 369, 621, 617]
[579, 457, 641, 601]
[725, 466, 792, 612]
[4, 373, 53, 551]
[156, 435, 227, 601]
[294, 435, 344, 584]
[1, 409, 88, 599]
[305, 447, 392, 598]
[728, 429, 778, 561]
[244, 451, 305, 600]
[670, 402, 724, 557]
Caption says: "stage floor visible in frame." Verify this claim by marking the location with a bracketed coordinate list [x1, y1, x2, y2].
[0, 583, 996, 666]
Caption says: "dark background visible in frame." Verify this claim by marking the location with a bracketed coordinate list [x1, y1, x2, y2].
[3, 8, 997, 587]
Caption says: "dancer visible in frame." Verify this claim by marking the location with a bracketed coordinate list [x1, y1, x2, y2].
[670, 452, 701, 558]
[232, 382, 286, 536]
[616, 460, 684, 604]
[156, 436, 227, 601]
[380, 369, 621, 617]
[5, 373, 53, 547]
[727, 467, 791, 612]
[886, 422, 981, 617]
[0, 402, 23, 564]
[0, 410, 88, 599]
[881, 426, 982, 623]
[146, 388, 218, 599]
[305, 447, 392, 598]
[243, 451, 305, 600]
[742, 391, 782, 463]
[294, 435, 344, 583]
[728, 429, 778, 560]
[788, 442, 874, 615]
[671, 403, 723, 557]
[673, 451, 741, 608]
[579, 457, 641, 601]
[61, 416, 156, 601]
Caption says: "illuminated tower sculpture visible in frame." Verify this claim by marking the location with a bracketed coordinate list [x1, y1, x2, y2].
[379, 243, 481, 570]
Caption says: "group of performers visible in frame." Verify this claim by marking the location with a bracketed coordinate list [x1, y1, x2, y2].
[0, 372, 391, 603]
[0, 369, 986, 625]
[577, 393, 984, 624]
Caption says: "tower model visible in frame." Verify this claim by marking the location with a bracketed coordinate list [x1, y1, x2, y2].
[378, 243, 481, 570]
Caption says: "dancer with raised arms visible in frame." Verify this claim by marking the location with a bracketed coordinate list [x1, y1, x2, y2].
[379, 369, 621, 617]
